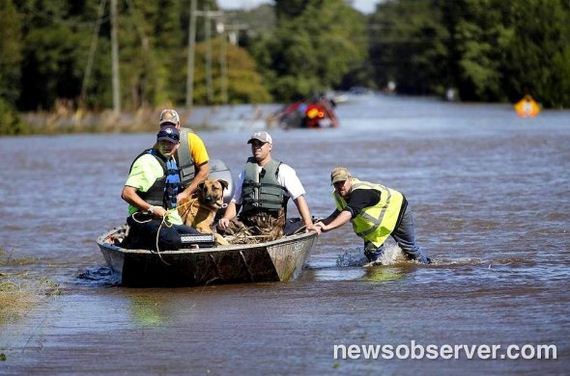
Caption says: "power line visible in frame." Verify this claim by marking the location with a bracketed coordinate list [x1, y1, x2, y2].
[81, 0, 108, 103]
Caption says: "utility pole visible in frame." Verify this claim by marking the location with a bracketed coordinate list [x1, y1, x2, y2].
[217, 21, 228, 104]
[110, 0, 121, 113]
[186, 0, 197, 108]
[81, 0, 107, 104]
[204, 4, 213, 103]
[188, 8, 223, 106]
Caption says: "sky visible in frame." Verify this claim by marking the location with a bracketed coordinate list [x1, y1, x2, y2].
[217, 0, 379, 14]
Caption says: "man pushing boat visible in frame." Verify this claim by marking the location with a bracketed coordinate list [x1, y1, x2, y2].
[315, 167, 430, 266]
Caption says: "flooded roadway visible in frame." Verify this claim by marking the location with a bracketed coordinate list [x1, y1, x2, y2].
[1, 95, 569, 374]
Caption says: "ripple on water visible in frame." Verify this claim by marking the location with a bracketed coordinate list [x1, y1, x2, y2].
[76, 266, 121, 287]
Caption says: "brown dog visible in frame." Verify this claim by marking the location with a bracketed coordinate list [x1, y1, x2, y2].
[178, 179, 229, 245]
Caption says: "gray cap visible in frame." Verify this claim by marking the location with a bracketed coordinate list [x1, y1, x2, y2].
[247, 131, 273, 145]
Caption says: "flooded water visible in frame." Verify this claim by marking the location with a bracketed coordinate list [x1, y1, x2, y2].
[1, 95, 569, 374]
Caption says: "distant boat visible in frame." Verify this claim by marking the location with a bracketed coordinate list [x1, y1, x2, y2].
[274, 97, 339, 129]
[514, 95, 540, 118]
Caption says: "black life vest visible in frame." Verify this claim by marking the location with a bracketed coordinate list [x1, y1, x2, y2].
[130, 148, 181, 210]
[241, 157, 287, 214]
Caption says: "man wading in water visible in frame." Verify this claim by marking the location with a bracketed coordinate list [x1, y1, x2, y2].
[315, 167, 430, 266]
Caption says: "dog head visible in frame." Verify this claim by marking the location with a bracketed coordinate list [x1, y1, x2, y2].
[197, 179, 228, 209]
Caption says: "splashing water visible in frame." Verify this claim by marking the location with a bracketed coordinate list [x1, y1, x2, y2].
[76, 266, 121, 286]
[336, 247, 368, 267]
[336, 243, 408, 267]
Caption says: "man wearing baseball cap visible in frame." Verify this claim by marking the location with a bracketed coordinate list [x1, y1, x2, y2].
[315, 167, 430, 266]
[158, 108, 210, 202]
[217, 131, 318, 242]
[121, 125, 209, 250]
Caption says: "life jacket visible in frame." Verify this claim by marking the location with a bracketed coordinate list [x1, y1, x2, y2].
[174, 127, 195, 187]
[130, 148, 181, 210]
[241, 158, 287, 214]
[334, 178, 404, 247]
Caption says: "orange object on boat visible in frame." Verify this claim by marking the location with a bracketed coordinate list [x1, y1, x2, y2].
[514, 95, 540, 118]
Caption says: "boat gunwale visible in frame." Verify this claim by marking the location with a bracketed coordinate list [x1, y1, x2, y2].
[97, 226, 317, 255]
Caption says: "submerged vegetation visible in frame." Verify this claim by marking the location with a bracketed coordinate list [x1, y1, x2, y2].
[0, 247, 60, 326]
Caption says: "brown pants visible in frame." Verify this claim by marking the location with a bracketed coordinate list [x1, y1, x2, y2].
[219, 209, 286, 244]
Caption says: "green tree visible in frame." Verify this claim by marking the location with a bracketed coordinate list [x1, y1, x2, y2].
[0, 0, 26, 134]
[369, 0, 448, 94]
[252, 0, 367, 101]
[502, 0, 570, 107]
[193, 38, 271, 104]
[0, 0, 23, 105]
[452, 0, 513, 101]
[15, 0, 100, 110]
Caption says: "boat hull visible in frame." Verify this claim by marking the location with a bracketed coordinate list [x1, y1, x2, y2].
[97, 226, 317, 287]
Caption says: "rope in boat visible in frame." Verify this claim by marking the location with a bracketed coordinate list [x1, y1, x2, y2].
[154, 213, 173, 266]
[131, 209, 173, 266]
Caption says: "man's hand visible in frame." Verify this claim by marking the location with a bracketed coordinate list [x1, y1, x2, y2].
[305, 223, 321, 235]
[217, 217, 230, 230]
[314, 221, 328, 233]
[177, 189, 190, 202]
[150, 206, 167, 219]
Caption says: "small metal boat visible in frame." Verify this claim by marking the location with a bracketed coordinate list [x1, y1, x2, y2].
[96, 225, 318, 287]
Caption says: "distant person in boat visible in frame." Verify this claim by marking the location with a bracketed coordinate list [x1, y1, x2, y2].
[217, 131, 318, 242]
[157, 109, 210, 201]
[315, 167, 430, 266]
[121, 126, 210, 250]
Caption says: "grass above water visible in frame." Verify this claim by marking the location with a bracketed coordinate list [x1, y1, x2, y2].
[0, 247, 60, 326]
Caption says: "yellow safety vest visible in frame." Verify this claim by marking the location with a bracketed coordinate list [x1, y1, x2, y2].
[333, 178, 404, 247]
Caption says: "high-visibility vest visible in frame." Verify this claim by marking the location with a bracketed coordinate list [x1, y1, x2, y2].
[334, 178, 404, 247]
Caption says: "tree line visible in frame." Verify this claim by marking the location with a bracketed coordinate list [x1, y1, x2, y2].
[369, 0, 570, 108]
[1, 0, 568, 134]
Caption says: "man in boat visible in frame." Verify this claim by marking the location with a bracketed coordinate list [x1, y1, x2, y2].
[121, 126, 211, 250]
[315, 167, 430, 266]
[217, 131, 318, 243]
[157, 109, 210, 201]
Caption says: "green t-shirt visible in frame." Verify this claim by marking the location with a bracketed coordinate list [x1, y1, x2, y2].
[124, 153, 183, 225]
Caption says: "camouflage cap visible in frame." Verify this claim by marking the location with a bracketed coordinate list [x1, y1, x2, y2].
[159, 108, 180, 127]
[330, 167, 351, 184]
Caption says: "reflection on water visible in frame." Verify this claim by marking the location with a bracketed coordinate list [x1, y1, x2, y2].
[1, 95, 569, 374]
[363, 267, 406, 283]
[129, 295, 165, 327]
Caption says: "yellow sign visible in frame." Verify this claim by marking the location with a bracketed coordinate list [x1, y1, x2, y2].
[514, 95, 540, 118]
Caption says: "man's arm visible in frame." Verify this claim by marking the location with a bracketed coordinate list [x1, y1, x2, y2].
[318, 209, 340, 225]
[178, 161, 209, 200]
[315, 210, 351, 233]
[121, 185, 166, 218]
[293, 195, 319, 233]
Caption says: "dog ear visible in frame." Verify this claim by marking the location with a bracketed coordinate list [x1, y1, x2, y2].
[217, 179, 229, 190]
[198, 181, 205, 192]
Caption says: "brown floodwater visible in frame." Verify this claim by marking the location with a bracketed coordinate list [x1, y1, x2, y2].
[1, 95, 569, 374]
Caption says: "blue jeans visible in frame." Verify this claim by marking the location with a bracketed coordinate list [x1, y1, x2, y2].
[364, 207, 429, 264]
[125, 214, 212, 250]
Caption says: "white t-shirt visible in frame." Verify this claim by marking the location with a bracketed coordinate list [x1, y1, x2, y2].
[231, 161, 306, 205]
